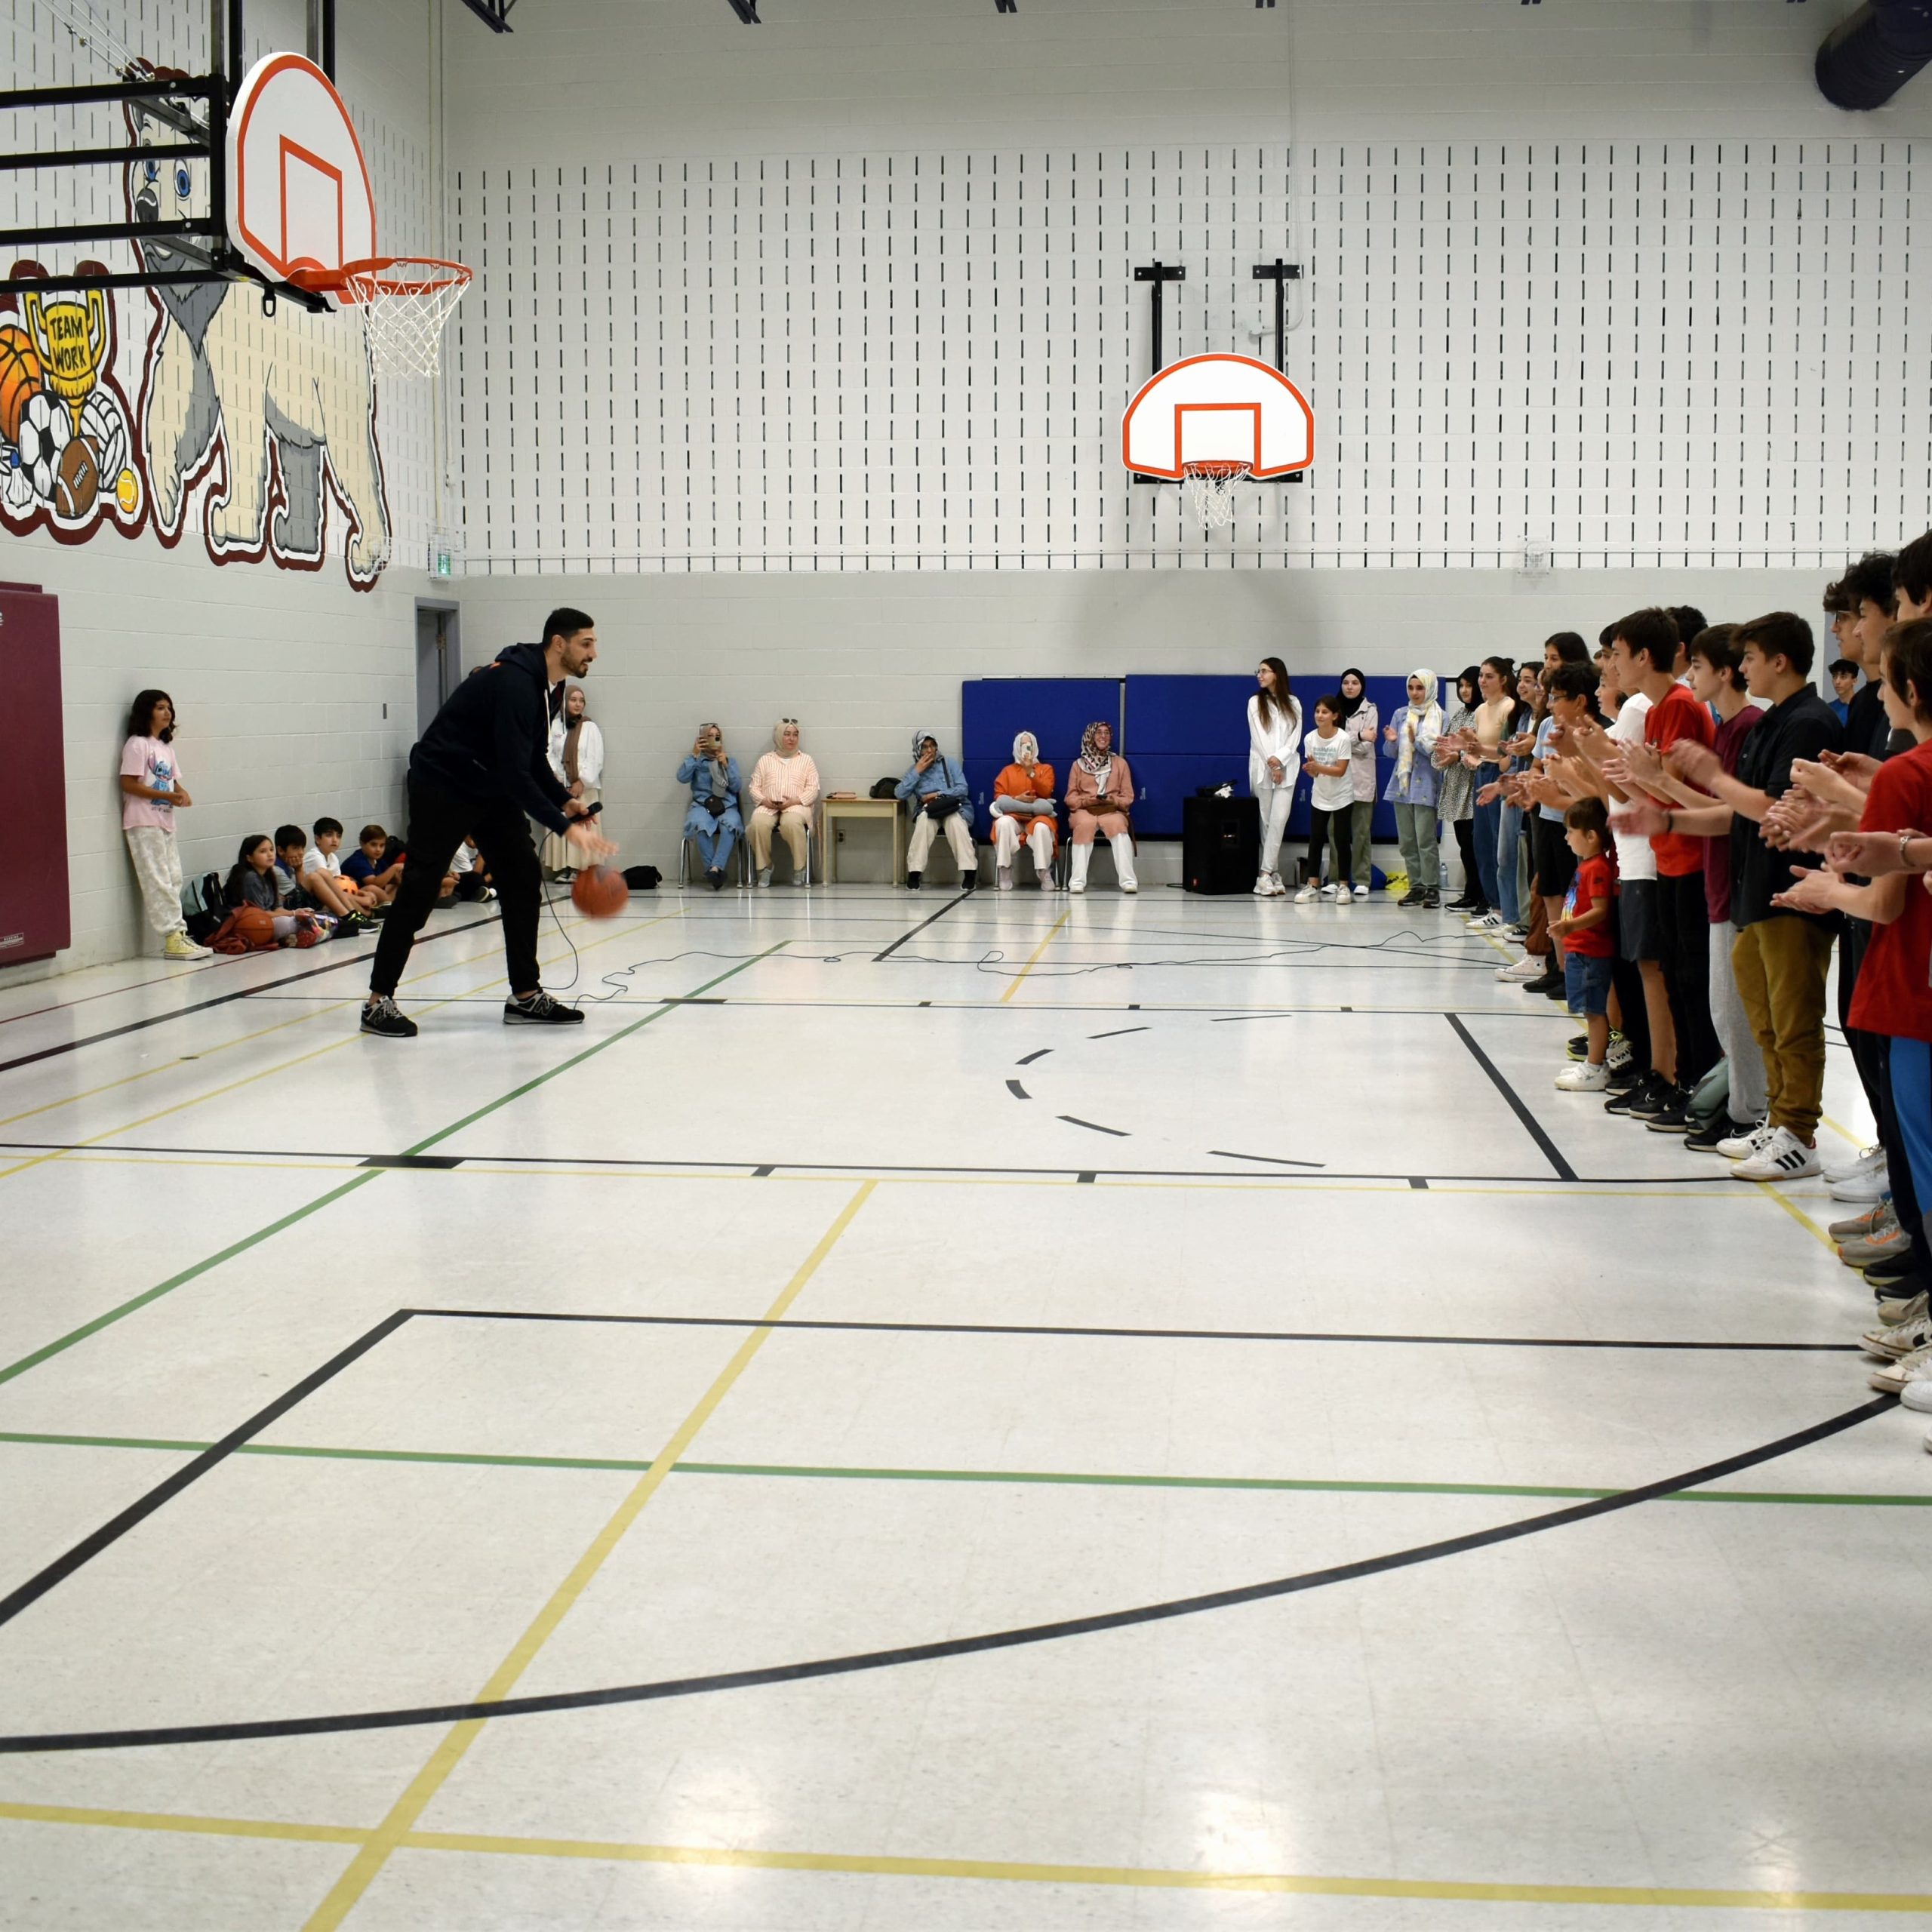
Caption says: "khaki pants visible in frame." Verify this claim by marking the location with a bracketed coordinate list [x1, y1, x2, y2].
[1730, 916, 1833, 1140]
[749, 804, 811, 875]
[906, 808, 976, 878]
[125, 826, 186, 942]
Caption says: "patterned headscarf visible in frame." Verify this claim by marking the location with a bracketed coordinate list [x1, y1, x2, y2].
[1012, 731, 1039, 765]
[1078, 721, 1114, 776]
[1395, 670, 1442, 783]
[912, 729, 939, 762]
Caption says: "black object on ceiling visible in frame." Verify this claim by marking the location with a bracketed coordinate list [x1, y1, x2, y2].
[1817, 0, 1932, 108]
[726, 0, 760, 20]
[456, 0, 515, 30]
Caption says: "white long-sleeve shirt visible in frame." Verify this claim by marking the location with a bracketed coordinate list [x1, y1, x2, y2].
[547, 716, 605, 787]
[1247, 693, 1303, 795]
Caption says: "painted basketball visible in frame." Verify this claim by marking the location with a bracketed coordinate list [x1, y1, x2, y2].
[0, 325, 43, 444]
[54, 434, 99, 519]
[571, 865, 629, 919]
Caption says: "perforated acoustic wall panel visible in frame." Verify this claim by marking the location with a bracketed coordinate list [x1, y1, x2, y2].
[455, 138, 1931, 577]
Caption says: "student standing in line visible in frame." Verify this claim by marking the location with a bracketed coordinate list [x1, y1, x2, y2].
[118, 689, 210, 960]
[1383, 670, 1443, 907]
[1462, 656, 1519, 929]
[1297, 695, 1355, 903]
[1829, 657, 1860, 725]
[1435, 666, 1484, 910]
[1248, 657, 1303, 897]
[1332, 668, 1379, 900]
[1551, 798, 1617, 1092]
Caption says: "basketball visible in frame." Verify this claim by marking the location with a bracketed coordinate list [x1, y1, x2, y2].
[0, 325, 42, 443]
[54, 434, 98, 519]
[571, 864, 628, 918]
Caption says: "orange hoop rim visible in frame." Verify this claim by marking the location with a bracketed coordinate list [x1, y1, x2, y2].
[288, 255, 473, 303]
[1182, 460, 1251, 481]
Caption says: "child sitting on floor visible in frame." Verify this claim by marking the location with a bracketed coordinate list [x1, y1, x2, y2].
[1552, 797, 1617, 1092]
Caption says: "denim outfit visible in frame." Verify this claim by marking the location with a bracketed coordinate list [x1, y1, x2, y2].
[678, 753, 743, 872]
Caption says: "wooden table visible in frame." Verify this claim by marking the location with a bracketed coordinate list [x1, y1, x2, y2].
[821, 795, 906, 884]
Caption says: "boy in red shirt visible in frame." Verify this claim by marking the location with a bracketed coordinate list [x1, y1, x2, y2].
[1553, 797, 1618, 1092]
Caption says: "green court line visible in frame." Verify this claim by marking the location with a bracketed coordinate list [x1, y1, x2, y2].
[0, 944, 789, 1392]
[5, 1429, 1928, 1508]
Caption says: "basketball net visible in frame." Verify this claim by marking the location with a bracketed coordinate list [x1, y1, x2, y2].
[300, 257, 473, 380]
[1183, 460, 1248, 531]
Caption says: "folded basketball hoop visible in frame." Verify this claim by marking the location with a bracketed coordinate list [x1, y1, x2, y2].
[296, 257, 472, 379]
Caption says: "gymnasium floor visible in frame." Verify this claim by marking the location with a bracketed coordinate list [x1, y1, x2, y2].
[1, 881, 1927, 1932]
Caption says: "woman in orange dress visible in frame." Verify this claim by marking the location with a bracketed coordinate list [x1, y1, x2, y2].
[991, 731, 1059, 889]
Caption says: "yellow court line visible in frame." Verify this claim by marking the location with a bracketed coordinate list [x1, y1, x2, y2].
[0, 912, 682, 1184]
[6, 1801, 1927, 1914]
[1757, 1177, 1842, 1255]
[298, 1179, 879, 1932]
[998, 908, 1071, 1004]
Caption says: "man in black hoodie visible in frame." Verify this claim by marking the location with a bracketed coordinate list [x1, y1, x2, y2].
[361, 608, 617, 1038]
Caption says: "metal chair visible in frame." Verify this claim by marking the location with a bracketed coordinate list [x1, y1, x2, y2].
[679, 826, 750, 889]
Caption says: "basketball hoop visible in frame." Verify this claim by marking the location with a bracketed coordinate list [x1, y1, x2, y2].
[1183, 460, 1248, 531]
[294, 257, 472, 379]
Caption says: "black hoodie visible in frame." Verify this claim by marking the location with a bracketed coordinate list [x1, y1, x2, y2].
[410, 641, 573, 834]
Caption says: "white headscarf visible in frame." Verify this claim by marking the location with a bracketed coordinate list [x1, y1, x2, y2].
[1396, 669, 1442, 783]
[773, 719, 802, 755]
[1013, 731, 1039, 766]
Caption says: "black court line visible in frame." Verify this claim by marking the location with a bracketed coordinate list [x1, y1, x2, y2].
[0, 1395, 1887, 1755]
[408, 1308, 1863, 1353]
[1057, 1114, 1130, 1137]
[0, 912, 503, 1078]
[1015, 1048, 1052, 1064]
[0, 1310, 411, 1634]
[1005, 1079, 1030, 1100]
[1410, 1176, 1430, 1190]
[872, 888, 974, 961]
[1087, 1026, 1149, 1040]
[359, 1154, 465, 1171]
[1446, 1012, 1578, 1183]
[1206, 1149, 1326, 1170]
[0, 1138, 1771, 1188]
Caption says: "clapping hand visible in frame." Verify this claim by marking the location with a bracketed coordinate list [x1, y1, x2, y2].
[1665, 740, 1722, 789]
[1827, 829, 1921, 878]
[1771, 865, 1838, 914]
[1820, 749, 1882, 787]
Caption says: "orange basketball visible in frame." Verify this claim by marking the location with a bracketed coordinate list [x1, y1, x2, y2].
[0, 325, 43, 445]
[571, 864, 629, 918]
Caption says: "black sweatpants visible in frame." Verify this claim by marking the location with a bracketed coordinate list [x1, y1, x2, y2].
[369, 774, 544, 999]
[1657, 869, 1716, 1086]
[1451, 817, 1478, 898]
[1307, 805, 1351, 885]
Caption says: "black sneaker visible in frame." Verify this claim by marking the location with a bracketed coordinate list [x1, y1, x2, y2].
[1644, 1089, 1697, 1132]
[1604, 1063, 1642, 1093]
[1863, 1255, 1921, 1289]
[503, 990, 586, 1026]
[1398, 888, 1424, 907]
[1683, 1114, 1746, 1153]
[1627, 1078, 1682, 1121]
[959, 869, 978, 893]
[1423, 890, 1441, 908]
[706, 868, 726, 891]
[1522, 969, 1562, 995]
[1566, 1033, 1589, 1061]
[1604, 1072, 1663, 1116]
[906, 871, 922, 891]
[342, 912, 378, 937]
[361, 995, 417, 1039]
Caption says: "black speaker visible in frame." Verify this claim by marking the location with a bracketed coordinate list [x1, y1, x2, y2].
[1182, 794, 1260, 895]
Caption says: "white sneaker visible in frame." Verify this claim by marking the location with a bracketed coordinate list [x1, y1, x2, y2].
[1295, 882, 1318, 903]
[1352, 882, 1371, 900]
[755, 868, 773, 888]
[1728, 1127, 1822, 1183]
[1498, 956, 1542, 982]
[1555, 1062, 1608, 1092]
[1475, 912, 1505, 931]
[1823, 1140, 1886, 1185]
[1715, 1121, 1774, 1161]
[1319, 882, 1340, 900]
[1901, 1381, 1932, 1414]
[163, 931, 212, 960]
[997, 866, 1014, 890]
[1253, 875, 1273, 897]
[1877, 1291, 1929, 1328]
[1266, 872, 1287, 897]
[1121, 881, 1138, 894]
[1868, 1342, 1932, 1395]
[1606, 1033, 1634, 1072]
[1829, 1164, 1889, 1202]
[1863, 1312, 1932, 1361]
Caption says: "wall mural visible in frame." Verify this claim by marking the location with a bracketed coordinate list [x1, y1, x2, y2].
[0, 93, 391, 589]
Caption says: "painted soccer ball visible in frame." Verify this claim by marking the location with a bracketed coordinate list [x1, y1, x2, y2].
[1, 448, 34, 513]
[78, 388, 129, 496]
[18, 390, 69, 501]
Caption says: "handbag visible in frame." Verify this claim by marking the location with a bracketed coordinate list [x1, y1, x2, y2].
[923, 796, 961, 822]
[703, 795, 731, 819]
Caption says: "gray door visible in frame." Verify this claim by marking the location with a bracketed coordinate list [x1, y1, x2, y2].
[416, 607, 460, 736]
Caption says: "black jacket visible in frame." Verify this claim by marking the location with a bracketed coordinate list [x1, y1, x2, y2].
[410, 641, 573, 834]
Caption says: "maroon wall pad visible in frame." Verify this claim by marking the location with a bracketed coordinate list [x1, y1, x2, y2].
[0, 585, 70, 964]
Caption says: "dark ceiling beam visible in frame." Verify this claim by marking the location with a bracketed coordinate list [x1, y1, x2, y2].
[454, 0, 515, 31]
[725, 0, 760, 20]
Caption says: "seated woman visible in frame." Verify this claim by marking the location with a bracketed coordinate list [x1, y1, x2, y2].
[747, 719, 820, 887]
[677, 723, 743, 889]
[896, 730, 977, 890]
[1064, 721, 1137, 894]
[990, 731, 1058, 890]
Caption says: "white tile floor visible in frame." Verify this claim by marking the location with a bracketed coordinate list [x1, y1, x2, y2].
[1, 883, 1925, 1930]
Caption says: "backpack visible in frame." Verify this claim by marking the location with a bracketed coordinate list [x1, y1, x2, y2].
[621, 864, 660, 891]
[869, 777, 900, 800]
[182, 871, 228, 944]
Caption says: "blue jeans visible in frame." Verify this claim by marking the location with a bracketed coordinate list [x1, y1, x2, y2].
[1470, 792, 1503, 912]
[685, 804, 742, 872]
[1497, 801, 1524, 925]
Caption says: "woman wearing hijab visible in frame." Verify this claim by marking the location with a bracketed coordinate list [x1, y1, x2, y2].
[541, 683, 604, 880]
[1382, 671, 1444, 907]
[896, 729, 977, 888]
[747, 719, 821, 886]
[1331, 668, 1380, 899]
[677, 723, 743, 890]
[1247, 657, 1302, 896]
[990, 731, 1059, 889]
[1435, 666, 1484, 910]
[1065, 720, 1138, 894]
